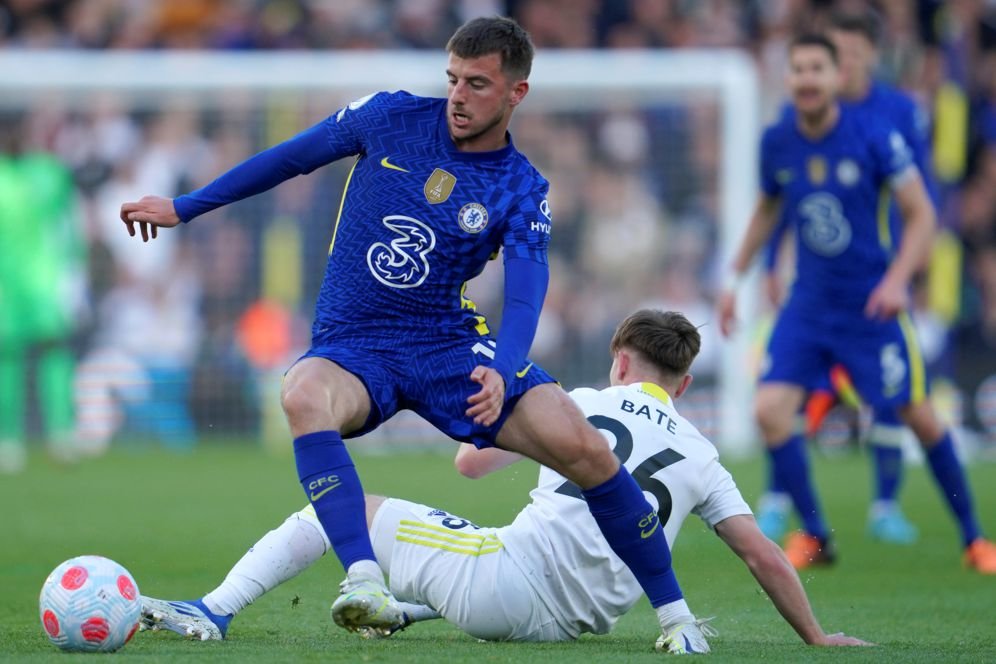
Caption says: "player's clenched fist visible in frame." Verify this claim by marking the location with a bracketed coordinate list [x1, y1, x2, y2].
[466, 365, 505, 427]
[120, 195, 181, 242]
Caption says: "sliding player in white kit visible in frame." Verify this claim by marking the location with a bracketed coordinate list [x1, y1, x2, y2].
[140, 311, 868, 652]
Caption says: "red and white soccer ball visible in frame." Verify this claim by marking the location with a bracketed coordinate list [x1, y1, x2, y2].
[39, 555, 141, 652]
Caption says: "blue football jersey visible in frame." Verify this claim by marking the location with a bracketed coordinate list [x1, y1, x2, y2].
[170, 90, 557, 445]
[176, 90, 551, 338]
[759, 105, 917, 311]
[764, 82, 933, 269]
[311, 91, 550, 336]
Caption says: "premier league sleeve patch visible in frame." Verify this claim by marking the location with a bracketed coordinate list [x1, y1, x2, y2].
[457, 202, 489, 233]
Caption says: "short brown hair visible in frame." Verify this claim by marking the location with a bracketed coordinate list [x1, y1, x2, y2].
[446, 16, 534, 80]
[830, 10, 881, 45]
[790, 33, 839, 65]
[610, 310, 701, 379]
[789, 32, 838, 66]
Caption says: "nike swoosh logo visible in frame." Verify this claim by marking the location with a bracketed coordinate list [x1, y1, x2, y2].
[309, 481, 341, 502]
[515, 363, 534, 379]
[640, 517, 660, 539]
[380, 156, 410, 173]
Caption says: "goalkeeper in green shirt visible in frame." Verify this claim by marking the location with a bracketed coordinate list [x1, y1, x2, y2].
[0, 112, 86, 473]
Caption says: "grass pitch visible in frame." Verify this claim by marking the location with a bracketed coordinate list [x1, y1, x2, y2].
[2, 443, 995, 662]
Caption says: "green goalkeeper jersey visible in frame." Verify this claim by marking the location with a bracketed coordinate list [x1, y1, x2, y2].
[0, 152, 85, 343]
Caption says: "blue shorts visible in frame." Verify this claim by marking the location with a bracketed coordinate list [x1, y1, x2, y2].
[298, 327, 555, 448]
[762, 305, 927, 411]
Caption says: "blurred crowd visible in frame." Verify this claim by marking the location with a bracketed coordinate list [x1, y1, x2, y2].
[3, 0, 996, 460]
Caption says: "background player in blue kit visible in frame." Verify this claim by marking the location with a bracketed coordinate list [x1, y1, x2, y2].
[757, 11, 934, 547]
[119, 16, 698, 648]
[718, 34, 996, 573]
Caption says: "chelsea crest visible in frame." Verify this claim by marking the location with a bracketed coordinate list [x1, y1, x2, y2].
[458, 202, 489, 233]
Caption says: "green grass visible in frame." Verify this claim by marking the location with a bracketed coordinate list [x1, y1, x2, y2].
[2, 444, 995, 662]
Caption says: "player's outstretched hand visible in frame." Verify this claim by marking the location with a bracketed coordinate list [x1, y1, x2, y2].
[466, 366, 505, 427]
[864, 276, 909, 321]
[120, 195, 181, 242]
[821, 632, 875, 647]
[717, 290, 738, 337]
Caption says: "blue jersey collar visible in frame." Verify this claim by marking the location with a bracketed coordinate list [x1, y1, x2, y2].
[792, 103, 844, 145]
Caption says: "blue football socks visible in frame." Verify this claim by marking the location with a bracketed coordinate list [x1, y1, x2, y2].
[868, 410, 905, 503]
[293, 430, 375, 570]
[582, 467, 682, 607]
[871, 444, 903, 502]
[768, 456, 788, 494]
[926, 432, 981, 547]
[769, 434, 828, 542]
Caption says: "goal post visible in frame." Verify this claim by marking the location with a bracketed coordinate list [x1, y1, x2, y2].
[0, 49, 760, 455]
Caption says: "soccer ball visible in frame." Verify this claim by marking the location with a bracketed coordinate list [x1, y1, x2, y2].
[39, 555, 141, 652]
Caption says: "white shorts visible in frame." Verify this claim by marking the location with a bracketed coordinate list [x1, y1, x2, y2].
[370, 498, 570, 641]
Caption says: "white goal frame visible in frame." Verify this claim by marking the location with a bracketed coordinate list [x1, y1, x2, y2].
[0, 49, 760, 455]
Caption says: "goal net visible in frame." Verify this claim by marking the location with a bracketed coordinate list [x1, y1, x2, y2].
[0, 49, 760, 455]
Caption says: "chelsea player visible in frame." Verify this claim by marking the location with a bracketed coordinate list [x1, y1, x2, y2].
[757, 11, 932, 547]
[718, 34, 996, 573]
[120, 17, 691, 647]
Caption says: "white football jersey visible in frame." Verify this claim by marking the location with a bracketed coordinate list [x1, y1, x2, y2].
[496, 382, 752, 638]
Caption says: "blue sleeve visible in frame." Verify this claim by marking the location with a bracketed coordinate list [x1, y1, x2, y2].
[870, 121, 915, 186]
[173, 122, 346, 221]
[501, 183, 551, 264]
[491, 257, 548, 389]
[174, 92, 384, 222]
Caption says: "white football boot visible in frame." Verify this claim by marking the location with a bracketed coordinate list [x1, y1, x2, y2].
[140, 597, 230, 641]
[331, 572, 405, 635]
[655, 617, 716, 654]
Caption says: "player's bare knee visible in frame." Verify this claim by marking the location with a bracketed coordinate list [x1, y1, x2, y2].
[754, 389, 796, 443]
[753, 398, 775, 429]
[900, 401, 945, 447]
[758, 421, 794, 446]
[280, 379, 325, 423]
[556, 433, 618, 488]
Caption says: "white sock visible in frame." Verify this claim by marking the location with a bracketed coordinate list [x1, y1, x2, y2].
[346, 559, 386, 583]
[203, 510, 330, 616]
[656, 598, 693, 629]
[396, 602, 441, 623]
